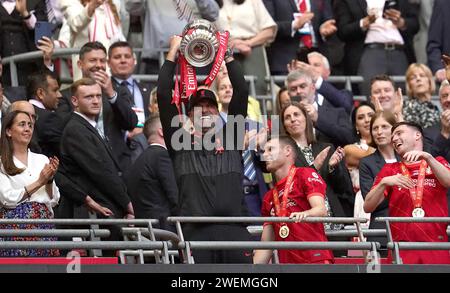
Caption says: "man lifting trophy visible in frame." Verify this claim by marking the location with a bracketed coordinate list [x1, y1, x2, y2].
[156, 20, 253, 264]
[172, 19, 231, 113]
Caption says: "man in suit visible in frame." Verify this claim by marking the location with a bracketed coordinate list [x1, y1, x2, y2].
[289, 51, 354, 113]
[427, 0, 450, 81]
[59, 78, 134, 227]
[108, 41, 151, 166]
[26, 69, 64, 158]
[124, 115, 178, 231]
[334, 0, 419, 95]
[263, 0, 339, 75]
[285, 69, 355, 146]
[57, 42, 138, 172]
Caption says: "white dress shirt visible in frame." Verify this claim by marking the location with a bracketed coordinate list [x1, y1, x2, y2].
[363, 0, 404, 45]
[0, 150, 60, 214]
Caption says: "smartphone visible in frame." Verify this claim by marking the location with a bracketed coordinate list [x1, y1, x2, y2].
[296, 47, 310, 63]
[290, 95, 302, 103]
[383, 0, 399, 13]
[34, 21, 54, 46]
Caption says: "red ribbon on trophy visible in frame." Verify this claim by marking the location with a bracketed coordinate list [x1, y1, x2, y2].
[172, 28, 229, 116]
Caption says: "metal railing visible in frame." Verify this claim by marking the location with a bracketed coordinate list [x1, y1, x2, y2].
[167, 216, 375, 264]
[0, 218, 167, 262]
[375, 217, 450, 264]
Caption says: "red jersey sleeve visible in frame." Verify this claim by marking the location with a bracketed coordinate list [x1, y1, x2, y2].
[298, 167, 326, 199]
[436, 156, 450, 170]
[371, 163, 394, 198]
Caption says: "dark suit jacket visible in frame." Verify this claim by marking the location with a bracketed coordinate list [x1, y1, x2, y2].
[0, 0, 47, 86]
[427, 0, 450, 73]
[315, 98, 356, 147]
[317, 79, 354, 114]
[295, 141, 355, 217]
[58, 86, 138, 171]
[124, 145, 178, 229]
[111, 77, 151, 118]
[424, 122, 450, 215]
[359, 150, 400, 245]
[424, 122, 450, 160]
[334, 0, 419, 74]
[33, 106, 70, 158]
[263, 0, 334, 74]
[359, 150, 398, 220]
[59, 113, 131, 217]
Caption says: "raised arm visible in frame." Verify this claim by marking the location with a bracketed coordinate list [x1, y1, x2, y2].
[157, 36, 183, 153]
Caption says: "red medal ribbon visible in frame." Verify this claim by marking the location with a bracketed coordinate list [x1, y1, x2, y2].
[272, 166, 297, 221]
[399, 160, 428, 209]
[171, 30, 230, 119]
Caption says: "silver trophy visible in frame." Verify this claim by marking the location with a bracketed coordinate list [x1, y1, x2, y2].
[180, 19, 219, 67]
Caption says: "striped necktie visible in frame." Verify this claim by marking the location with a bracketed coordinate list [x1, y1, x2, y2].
[46, 0, 56, 24]
[242, 150, 256, 181]
[172, 0, 194, 23]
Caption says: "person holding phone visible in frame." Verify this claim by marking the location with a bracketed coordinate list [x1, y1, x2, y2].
[334, 0, 419, 95]
[0, 0, 49, 86]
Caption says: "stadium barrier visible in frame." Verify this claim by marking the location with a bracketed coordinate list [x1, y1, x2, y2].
[166, 216, 380, 264]
[375, 217, 450, 264]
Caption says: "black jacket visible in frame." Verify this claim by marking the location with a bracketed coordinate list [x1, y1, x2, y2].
[59, 113, 131, 216]
[157, 59, 249, 217]
[124, 145, 178, 229]
[263, 0, 335, 74]
[334, 0, 419, 74]
[58, 86, 138, 172]
[295, 141, 355, 217]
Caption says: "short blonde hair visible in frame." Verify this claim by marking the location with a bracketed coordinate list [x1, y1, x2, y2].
[405, 63, 435, 98]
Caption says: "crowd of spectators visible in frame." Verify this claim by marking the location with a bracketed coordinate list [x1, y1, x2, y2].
[1, 0, 450, 265]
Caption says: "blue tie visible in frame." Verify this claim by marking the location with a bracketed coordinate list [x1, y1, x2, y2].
[243, 150, 256, 181]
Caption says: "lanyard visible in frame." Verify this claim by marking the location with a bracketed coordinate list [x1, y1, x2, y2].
[399, 160, 428, 208]
[272, 166, 297, 217]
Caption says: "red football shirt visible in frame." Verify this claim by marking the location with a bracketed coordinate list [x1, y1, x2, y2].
[372, 156, 450, 242]
[261, 167, 334, 264]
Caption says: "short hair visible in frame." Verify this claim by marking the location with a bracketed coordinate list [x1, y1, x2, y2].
[71, 78, 98, 96]
[26, 69, 57, 99]
[268, 135, 299, 159]
[280, 102, 316, 145]
[285, 69, 313, 87]
[391, 121, 424, 136]
[79, 41, 107, 60]
[439, 79, 450, 96]
[143, 114, 161, 139]
[370, 74, 396, 91]
[405, 63, 435, 97]
[108, 41, 133, 57]
[369, 111, 397, 148]
[307, 51, 330, 70]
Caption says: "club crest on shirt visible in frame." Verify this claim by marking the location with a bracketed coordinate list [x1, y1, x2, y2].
[308, 172, 323, 184]
[426, 166, 432, 175]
